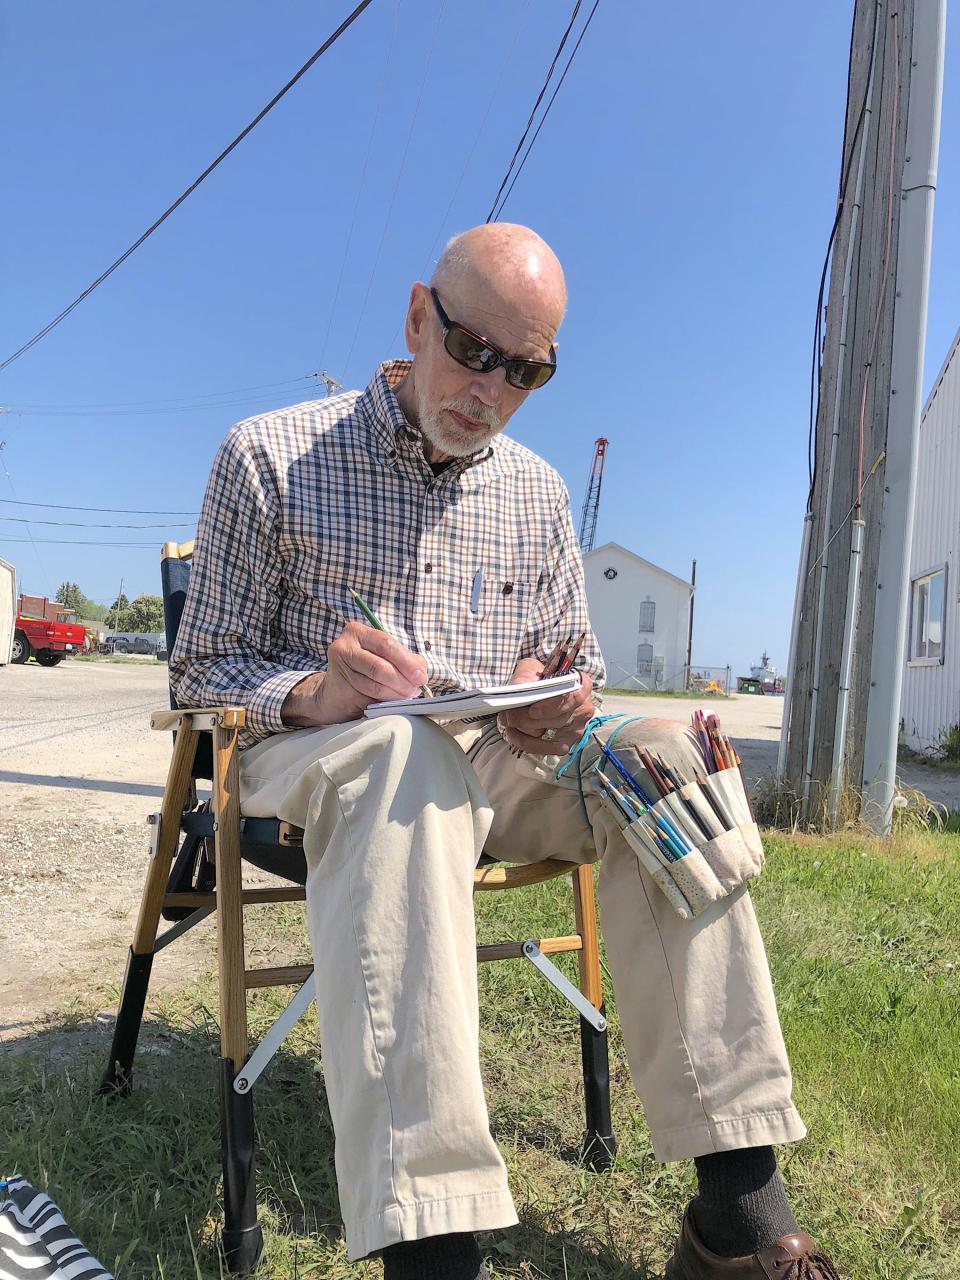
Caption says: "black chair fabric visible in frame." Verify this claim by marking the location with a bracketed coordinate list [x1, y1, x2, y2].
[160, 553, 303, 880]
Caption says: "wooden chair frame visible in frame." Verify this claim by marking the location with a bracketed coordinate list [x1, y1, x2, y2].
[101, 541, 615, 1277]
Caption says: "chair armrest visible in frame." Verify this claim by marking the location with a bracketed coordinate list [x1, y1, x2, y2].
[150, 706, 247, 731]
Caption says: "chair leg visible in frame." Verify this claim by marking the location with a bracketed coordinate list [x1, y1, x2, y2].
[572, 864, 617, 1170]
[219, 1060, 262, 1275]
[101, 727, 199, 1095]
[213, 722, 263, 1275]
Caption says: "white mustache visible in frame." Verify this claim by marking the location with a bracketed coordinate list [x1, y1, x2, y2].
[442, 397, 501, 429]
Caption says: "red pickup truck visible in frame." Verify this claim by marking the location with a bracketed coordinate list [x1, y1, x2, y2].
[12, 602, 86, 667]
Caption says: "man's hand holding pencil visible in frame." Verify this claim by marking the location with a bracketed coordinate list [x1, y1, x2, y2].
[498, 632, 594, 756]
[281, 619, 430, 729]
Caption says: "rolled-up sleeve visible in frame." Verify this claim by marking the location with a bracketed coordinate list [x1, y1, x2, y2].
[169, 424, 320, 745]
[522, 487, 606, 696]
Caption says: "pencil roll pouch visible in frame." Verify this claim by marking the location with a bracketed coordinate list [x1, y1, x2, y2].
[696, 822, 765, 896]
[620, 823, 696, 920]
[623, 812, 765, 921]
[701, 768, 753, 829]
[676, 781, 726, 839]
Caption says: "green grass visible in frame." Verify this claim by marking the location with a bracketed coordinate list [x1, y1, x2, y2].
[72, 654, 165, 666]
[604, 689, 729, 700]
[2, 830, 959, 1278]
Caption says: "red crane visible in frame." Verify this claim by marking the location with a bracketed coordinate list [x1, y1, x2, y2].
[577, 437, 608, 553]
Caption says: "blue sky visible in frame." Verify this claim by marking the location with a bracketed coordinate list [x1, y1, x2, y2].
[1, 1, 957, 680]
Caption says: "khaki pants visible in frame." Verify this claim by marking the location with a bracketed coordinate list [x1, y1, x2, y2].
[239, 713, 805, 1260]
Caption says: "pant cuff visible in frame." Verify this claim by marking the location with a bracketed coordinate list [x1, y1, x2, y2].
[650, 1105, 808, 1163]
[347, 1189, 519, 1261]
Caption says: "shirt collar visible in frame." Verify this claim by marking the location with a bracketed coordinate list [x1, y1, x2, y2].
[359, 360, 496, 474]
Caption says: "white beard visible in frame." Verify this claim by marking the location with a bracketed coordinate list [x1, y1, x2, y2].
[415, 390, 502, 459]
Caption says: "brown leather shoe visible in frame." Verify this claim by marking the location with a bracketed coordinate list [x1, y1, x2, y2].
[664, 1207, 841, 1278]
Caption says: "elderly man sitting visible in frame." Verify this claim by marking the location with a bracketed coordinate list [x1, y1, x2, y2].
[171, 223, 840, 1279]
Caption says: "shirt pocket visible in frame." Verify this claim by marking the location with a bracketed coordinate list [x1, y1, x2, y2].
[469, 572, 537, 630]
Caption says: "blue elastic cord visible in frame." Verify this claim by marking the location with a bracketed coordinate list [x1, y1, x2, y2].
[557, 713, 650, 828]
[603, 715, 648, 752]
[555, 713, 627, 827]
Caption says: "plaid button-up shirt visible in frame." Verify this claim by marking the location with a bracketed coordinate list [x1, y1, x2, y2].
[171, 360, 605, 747]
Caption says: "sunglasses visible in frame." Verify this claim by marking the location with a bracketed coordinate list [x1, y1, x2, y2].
[430, 288, 557, 391]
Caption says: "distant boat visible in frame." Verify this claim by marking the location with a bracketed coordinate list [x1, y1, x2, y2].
[749, 651, 785, 695]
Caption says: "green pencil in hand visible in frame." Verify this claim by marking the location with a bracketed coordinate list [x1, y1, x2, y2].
[349, 588, 433, 698]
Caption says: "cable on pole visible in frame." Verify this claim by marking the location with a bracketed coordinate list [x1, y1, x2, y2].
[0, 536, 164, 547]
[0, 0, 378, 376]
[484, 0, 595, 224]
[0, 497, 198, 515]
[7, 375, 315, 412]
[489, 0, 601, 222]
[806, 0, 882, 512]
[0, 516, 194, 529]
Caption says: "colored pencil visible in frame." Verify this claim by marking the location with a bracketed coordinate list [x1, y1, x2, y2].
[350, 587, 432, 697]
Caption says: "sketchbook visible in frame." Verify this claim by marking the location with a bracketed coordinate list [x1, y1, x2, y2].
[364, 671, 582, 721]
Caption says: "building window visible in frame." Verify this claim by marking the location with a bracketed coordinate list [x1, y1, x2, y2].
[637, 642, 654, 676]
[638, 599, 656, 633]
[910, 568, 945, 661]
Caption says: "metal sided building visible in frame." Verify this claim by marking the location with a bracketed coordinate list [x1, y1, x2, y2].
[900, 326, 960, 752]
[0, 557, 15, 665]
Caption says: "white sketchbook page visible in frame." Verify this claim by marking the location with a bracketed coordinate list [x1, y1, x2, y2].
[364, 671, 581, 718]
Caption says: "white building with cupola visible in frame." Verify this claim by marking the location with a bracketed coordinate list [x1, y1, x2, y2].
[583, 542, 695, 692]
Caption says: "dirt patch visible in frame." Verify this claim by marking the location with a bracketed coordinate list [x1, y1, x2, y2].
[0, 816, 218, 1039]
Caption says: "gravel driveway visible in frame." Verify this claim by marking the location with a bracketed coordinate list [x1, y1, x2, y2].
[0, 661, 190, 1038]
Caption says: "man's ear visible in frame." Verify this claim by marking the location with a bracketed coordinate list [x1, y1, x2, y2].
[405, 282, 430, 355]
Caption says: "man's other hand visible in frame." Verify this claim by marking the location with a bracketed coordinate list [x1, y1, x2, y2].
[498, 656, 594, 756]
[281, 622, 428, 728]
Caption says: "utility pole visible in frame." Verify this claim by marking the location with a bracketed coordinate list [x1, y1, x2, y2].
[780, 0, 945, 830]
[110, 576, 124, 638]
[684, 558, 696, 690]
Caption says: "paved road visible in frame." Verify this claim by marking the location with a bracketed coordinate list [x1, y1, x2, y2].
[0, 659, 171, 822]
[1, 663, 956, 823]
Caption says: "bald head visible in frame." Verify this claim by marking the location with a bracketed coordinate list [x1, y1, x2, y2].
[394, 223, 566, 461]
[431, 223, 567, 335]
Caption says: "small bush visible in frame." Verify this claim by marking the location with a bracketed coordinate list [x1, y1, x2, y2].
[939, 723, 960, 763]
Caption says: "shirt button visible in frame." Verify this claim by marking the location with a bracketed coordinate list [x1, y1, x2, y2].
[424, 641, 432, 651]
[424, 563, 433, 573]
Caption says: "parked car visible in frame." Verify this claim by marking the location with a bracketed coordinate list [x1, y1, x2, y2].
[12, 613, 86, 666]
[101, 632, 166, 657]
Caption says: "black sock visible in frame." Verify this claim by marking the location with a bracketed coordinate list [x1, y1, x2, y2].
[691, 1146, 799, 1257]
[382, 1232, 483, 1280]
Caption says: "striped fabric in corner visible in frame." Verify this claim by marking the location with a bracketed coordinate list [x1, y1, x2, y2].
[0, 1176, 113, 1279]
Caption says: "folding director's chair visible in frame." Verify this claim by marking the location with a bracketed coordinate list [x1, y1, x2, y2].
[101, 539, 616, 1276]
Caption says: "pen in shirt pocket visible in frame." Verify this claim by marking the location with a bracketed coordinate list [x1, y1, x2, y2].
[469, 568, 484, 614]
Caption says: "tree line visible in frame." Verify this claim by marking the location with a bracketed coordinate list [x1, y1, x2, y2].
[55, 581, 165, 633]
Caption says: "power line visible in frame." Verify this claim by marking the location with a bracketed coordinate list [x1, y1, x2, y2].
[490, 0, 601, 222]
[0, 0, 378, 376]
[0, 498, 198, 515]
[0, 445, 53, 595]
[484, 0, 585, 224]
[4, 391, 321, 419]
[0, 516, 194, 529]
[0, 536, 161, 547]
[6, 375, 315, 411]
